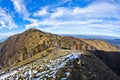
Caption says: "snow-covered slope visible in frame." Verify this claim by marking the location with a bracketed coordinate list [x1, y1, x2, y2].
[0, 51, 119, 80]
[0, 52, 81, 80]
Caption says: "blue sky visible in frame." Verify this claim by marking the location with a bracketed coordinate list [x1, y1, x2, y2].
[0, 0, 120, 41]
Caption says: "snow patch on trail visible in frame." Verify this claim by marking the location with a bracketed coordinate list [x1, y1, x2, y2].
[0, 52, 82, 80]
[64, 52, 81, 60]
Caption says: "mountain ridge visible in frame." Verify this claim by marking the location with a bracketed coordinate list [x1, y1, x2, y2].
[0, 28, 120, 79]
[0, 28, 119, 68]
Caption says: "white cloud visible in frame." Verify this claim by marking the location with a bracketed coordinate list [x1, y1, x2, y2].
[50, 7, 69, 18]
[25, 20, 88, 29]
[0, 33, 14, 39]
[0, 8, 18, 30]
[33, 7, 48, 16]
[0, 32, 20, 42]
[11, 0, 29, 19]
[72, 7, 94, 14]
[26, 1, 120, 37]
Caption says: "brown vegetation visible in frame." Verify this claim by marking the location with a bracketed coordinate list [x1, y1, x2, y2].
[0, 28, 119, 74]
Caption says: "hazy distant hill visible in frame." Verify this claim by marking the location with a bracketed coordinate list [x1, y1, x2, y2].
[61, 34, 120, 40]
[0, 38, 7, 43]
[61, 34, 120, 48]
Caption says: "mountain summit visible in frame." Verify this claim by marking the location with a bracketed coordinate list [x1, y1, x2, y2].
[0, 28, 120, 80]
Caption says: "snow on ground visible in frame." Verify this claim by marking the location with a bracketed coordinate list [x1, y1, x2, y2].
[0, 52, 82, 80]
[0, 70, 18, 79]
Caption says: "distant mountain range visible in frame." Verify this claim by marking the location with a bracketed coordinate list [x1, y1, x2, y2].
[61, 34, 120, 40]
[0, 38, 7, 43]
[61, 34, 120, 47]
[1, 34, 120, 43]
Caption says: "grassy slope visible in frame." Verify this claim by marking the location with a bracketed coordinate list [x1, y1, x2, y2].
[0, 29, 119, 70]
[82, 39, 119, 52]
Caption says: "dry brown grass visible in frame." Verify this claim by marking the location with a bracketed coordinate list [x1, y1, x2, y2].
[82, 39, 119, 52]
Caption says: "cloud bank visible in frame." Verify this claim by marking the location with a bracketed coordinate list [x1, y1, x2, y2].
[0, 7, 18, 30]
[0, 0, 120, 39]
[25, 1, 120, 37]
